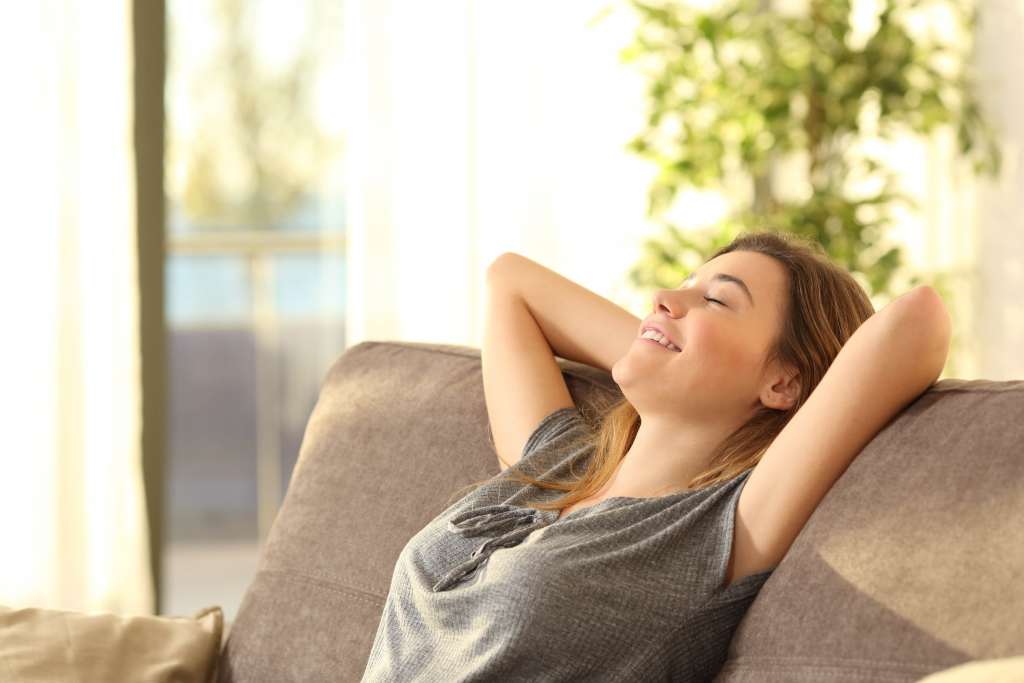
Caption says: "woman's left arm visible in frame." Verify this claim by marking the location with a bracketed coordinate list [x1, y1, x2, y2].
[725, 285, 952, 585]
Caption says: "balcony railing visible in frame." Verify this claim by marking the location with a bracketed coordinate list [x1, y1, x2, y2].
[166, 229, 346, 544]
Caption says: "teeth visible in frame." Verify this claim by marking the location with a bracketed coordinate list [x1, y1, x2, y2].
[640, 329, 680, 352]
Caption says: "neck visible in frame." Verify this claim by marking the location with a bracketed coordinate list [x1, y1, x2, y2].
[606, 413, 738, 497]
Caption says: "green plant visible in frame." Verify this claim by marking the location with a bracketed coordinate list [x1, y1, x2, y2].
[607, 0, 1002, 376]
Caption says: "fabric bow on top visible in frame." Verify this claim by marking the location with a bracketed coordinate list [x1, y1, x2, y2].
[432, 504, 549, 592]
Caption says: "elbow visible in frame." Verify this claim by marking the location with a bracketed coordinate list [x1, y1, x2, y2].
[486, 253, 513, 287]
[911, 286, 952, 357]
[889, 285, 953, 381]
[487, 252, 525, 282]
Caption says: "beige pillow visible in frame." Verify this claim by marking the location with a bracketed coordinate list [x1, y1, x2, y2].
[0, 603, 222, 683]
[917, 656, 1024, 682]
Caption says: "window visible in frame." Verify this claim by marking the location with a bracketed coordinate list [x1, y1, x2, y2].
[162, 0, 345, 620]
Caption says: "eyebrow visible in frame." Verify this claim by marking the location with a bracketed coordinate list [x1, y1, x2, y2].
[682, 271, 756, 307]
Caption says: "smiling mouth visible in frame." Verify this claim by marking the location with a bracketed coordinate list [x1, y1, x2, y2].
[641, 338, 681, 353]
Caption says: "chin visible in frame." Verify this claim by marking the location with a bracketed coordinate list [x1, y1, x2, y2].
[611, 359, 622, 385]
[611, 364, 641, 403]
[611, 361, 636, 392]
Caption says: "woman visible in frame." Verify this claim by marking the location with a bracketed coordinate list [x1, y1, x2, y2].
[360, 231, 951, 682]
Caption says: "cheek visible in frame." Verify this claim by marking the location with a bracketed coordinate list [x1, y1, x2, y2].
[688, 323, 755, 370]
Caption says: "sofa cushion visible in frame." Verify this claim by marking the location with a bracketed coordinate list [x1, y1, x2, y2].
[0, 603, 222, 683]
[715, 379, 1024, 682]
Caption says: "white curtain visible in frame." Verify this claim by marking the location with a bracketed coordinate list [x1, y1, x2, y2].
[0, 2, 153, 614]
[971, 0, 1024, 381]
[340, 0, 664, 351]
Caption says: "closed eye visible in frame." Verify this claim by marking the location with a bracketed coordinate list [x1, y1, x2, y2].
[704, 296, 726, 307]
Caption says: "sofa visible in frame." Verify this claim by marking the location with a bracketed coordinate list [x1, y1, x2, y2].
[215, 340, 1024, 682]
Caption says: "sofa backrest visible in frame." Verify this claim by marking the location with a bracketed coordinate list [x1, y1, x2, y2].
[715, 376, 1024, 682]
[217, 341, 1024, 682]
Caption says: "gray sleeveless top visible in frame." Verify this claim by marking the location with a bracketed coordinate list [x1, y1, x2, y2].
[360, 406, 775, 682]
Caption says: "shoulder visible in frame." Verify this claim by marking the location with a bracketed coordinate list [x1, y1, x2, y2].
[501, 406, 596, 480]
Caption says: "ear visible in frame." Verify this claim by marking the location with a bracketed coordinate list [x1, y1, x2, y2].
[761, 364, 801, 411]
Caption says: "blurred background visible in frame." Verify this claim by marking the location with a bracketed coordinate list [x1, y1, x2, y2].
[0, 0, 1019, 623]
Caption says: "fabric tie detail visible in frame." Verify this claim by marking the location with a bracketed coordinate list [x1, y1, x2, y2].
[432, 504, 547, 592]
[446, 504, 541, 537]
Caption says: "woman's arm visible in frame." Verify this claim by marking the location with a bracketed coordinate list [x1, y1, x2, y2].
[482, 261, 575, 470]
[488, 252, 641, 374]
[726, 285, 952, 587]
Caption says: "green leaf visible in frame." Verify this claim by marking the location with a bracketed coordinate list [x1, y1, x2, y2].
[621, 0, 1001, 304]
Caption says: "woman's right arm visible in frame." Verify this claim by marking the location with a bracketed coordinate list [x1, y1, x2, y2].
[489, 252, 641, 375]
[482, 253, 641, 470]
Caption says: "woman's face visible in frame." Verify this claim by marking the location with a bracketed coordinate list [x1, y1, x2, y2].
[612, 250, 792, 423]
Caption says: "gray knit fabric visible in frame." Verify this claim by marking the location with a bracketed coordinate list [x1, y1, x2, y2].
[360, 406, 775, 682]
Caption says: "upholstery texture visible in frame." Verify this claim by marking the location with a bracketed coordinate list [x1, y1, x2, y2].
[217, 341, 1024, 682]
[715, 378, 1024, 682]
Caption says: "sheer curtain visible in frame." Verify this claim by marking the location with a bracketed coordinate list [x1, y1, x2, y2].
[971, 0, 1024, 381]
[340, 0, 661, 351]
[0, 1, 153, 613]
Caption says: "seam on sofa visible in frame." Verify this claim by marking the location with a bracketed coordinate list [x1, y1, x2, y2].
[345, 340, 622, 395]
[719, 668, 912, 682]
[721, 654, 938, 680]
[259, 569, 386, 601]
[928, 386, 1024, 394]
[258, 568, 387, 608]
[927, 379, 1024, 394]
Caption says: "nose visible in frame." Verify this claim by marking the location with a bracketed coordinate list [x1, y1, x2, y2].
[651, 287, 694, 318]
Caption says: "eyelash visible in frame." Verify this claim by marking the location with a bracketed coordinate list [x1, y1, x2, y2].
[704, 296, 726, 307]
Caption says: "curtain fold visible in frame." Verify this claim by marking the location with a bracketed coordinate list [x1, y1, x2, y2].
[0, 0, 153, 614]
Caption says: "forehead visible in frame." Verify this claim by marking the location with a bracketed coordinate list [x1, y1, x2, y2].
[697, 250, 788, 303]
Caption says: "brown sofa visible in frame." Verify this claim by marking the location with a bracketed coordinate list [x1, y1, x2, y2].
[216, 340, 1024, 682]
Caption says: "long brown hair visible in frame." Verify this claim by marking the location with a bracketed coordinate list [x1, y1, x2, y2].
[454, 230, 875, 513]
